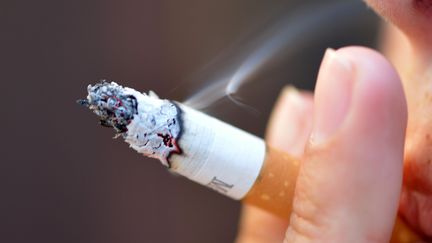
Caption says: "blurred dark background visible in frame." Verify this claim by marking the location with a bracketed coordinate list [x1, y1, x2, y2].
[2, 1, 379, 242]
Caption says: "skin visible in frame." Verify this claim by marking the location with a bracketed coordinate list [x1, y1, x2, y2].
[367, 0, 432, 238]
[236, 0, 432, 241]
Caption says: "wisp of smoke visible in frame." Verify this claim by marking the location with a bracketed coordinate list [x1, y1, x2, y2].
[183, 1, 362, 110]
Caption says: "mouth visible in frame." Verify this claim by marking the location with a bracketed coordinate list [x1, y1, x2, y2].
[399, 104, 432, 238]
[413, 0, 432, 16]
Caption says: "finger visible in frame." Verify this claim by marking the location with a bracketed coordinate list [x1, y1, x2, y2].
[236, 205, 290, 243]
[285, 47, 407, 242]
[266, 87, 314, 156]
[236, 88, 314, 243]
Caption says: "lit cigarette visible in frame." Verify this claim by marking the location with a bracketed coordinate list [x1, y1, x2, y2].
[78, 80, 299, 214]
[78, 81, 421, 242]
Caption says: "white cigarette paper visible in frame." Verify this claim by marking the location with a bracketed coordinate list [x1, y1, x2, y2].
[170, 104, 265, 199]
[79, 81, 265, 199]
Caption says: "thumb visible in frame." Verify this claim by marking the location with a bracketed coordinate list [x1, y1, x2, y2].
[285, 47, 407, 242]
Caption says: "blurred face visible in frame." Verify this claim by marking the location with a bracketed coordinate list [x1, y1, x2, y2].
[366, 0, 432, 53]
[366, 0, 432, 238]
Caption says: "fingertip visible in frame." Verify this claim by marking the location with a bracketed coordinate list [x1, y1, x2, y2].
[310, 46, 407, 145]
[266, 86, 313, 156]
[337, 46, 407, 147]
[286, 46, 407, 242]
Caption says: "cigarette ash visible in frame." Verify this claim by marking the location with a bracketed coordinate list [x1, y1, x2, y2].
[78, 80, 182, 167]
[78, 81, 138, 133]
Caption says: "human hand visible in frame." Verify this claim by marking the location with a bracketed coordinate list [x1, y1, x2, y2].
[236, 46, 408, 242]
[238, 0, 432, 240]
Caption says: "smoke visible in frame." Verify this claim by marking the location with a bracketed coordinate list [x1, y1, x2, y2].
[183, 1, 362, 110]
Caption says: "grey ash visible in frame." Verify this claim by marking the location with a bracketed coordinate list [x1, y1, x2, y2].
[77, 80, 138, 134]
[78, 80, 183, 167]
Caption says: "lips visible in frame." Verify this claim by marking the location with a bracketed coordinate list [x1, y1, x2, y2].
[413, 0, 432, 16]
[400, 96, 432, 237]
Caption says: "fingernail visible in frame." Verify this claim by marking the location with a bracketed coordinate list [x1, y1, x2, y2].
[278, 86, 305, 109]
[267, 86, 313, 155]
[311, 48, 354, 144]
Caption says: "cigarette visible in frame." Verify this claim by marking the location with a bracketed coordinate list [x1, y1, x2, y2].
[78, 80, 299, 206]
[78, 81, 420, 242]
